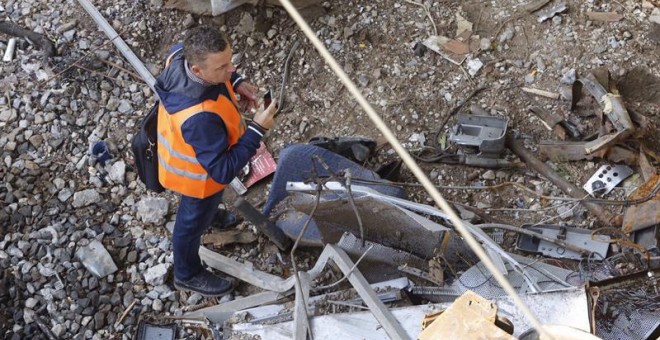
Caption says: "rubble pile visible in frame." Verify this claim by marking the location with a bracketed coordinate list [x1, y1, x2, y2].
[0, 0, 658, 339]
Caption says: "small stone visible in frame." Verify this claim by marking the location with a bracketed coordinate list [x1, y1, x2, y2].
[25, 297, 38, 309]
[137, 197, 169, 224]
[57, 188, 73, 202]
[650, 8, 660, 25]
[187, 293, 203, 305]
[482, 170, 496, 180]
[152, 299, 163, 312]
[107, 160, 126, 184]
[560, 68, 576, 85]
[52, 324, 66, 337]
[183, 14, 195, 28]
[0, 109, 17, 122]
[144, 263, 170, 286]
[117, 100, 132, 114]
[467, 58, 483, 76]
[72, 189, 100, 208]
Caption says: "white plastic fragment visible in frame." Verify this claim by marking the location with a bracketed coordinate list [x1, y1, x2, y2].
[3, 38, 16, 62]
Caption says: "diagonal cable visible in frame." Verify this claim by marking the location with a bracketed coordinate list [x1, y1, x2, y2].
[276, 0, 552, 338]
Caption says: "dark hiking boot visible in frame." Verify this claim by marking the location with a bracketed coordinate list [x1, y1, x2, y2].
[211, 209, 241, 230]
[174, 269, 234, 297]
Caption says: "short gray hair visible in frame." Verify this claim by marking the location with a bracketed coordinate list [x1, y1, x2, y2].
[183, 26, 230, 66]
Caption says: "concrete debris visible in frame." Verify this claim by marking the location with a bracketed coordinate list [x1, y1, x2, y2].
[143, 263, 171, 286]
[76, 240, 118, 278]
[136, 197, 169, 224]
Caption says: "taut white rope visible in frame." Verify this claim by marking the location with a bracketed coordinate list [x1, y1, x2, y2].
[277, 1, 552, 338]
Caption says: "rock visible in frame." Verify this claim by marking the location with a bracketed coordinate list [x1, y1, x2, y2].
[107, 160, 126, 184]
[183, 14, 195, 28]
[143, 263, 170, 286]
[0, 109, 17, 122]
[28, 134, 43, 148]
[57, 188, 73, 204]
[187, 293, 202, 305]
[237, 13, 255, 35]
[72, 189, 100, 208]
[467, 58, 483, 76]
[136, 197, 169, 224]
[499, 26, 515, 43]
[482, 170, 496, 180]
[94, 311, 106, 329]
[152, 299, 163, 312]
[25, 297, 38, 309]
[651, 8, 660, 25]
[480, 38, 492, 51]
[560, 68, 576, 85]
[52, 324, 66, 337]
[117, 100, 132, 114]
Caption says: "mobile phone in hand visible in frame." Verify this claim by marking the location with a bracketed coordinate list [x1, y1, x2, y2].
[263, 89, 272, 110]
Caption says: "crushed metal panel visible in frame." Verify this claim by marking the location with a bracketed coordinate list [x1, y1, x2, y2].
[516, 225, 610, 260]
[185, 291, 288, 324]
[289, 192, 446, 258]
[231, 288, 590, 339]
[631, 225, 659, 251]
[231, 304, 441, 340]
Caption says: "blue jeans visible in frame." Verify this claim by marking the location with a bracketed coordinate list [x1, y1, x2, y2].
[173, 190, 224, 281]
[263, 144, 406, 216]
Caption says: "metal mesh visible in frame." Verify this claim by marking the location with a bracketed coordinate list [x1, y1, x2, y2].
[449, 253, 575, 299]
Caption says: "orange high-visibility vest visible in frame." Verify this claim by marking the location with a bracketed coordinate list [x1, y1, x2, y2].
[157, 51, 246, 198]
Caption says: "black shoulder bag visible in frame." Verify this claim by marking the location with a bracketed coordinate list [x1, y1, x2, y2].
[131, 102, 165, 193]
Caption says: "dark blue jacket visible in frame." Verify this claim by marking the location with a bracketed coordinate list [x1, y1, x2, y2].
[154, 44, 264, 185]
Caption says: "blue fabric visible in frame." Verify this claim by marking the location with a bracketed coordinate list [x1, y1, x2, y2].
[173, 190, 224, 280]
[181, 115, 263, 185]
[262, 144, 406, 216]
[263, 144, 406, 247]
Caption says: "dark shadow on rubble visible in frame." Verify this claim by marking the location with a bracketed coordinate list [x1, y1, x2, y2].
[618, 67, 660, 105]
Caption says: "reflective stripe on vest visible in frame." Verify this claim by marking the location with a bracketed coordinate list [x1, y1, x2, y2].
[157, 50, 246, 198]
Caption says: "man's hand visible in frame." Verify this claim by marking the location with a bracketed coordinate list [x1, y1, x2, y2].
[253, 101, 278, 131]
[235, 82, 258, 112]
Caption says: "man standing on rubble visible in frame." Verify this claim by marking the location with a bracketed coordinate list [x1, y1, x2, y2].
[154, 25, 278, 296]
